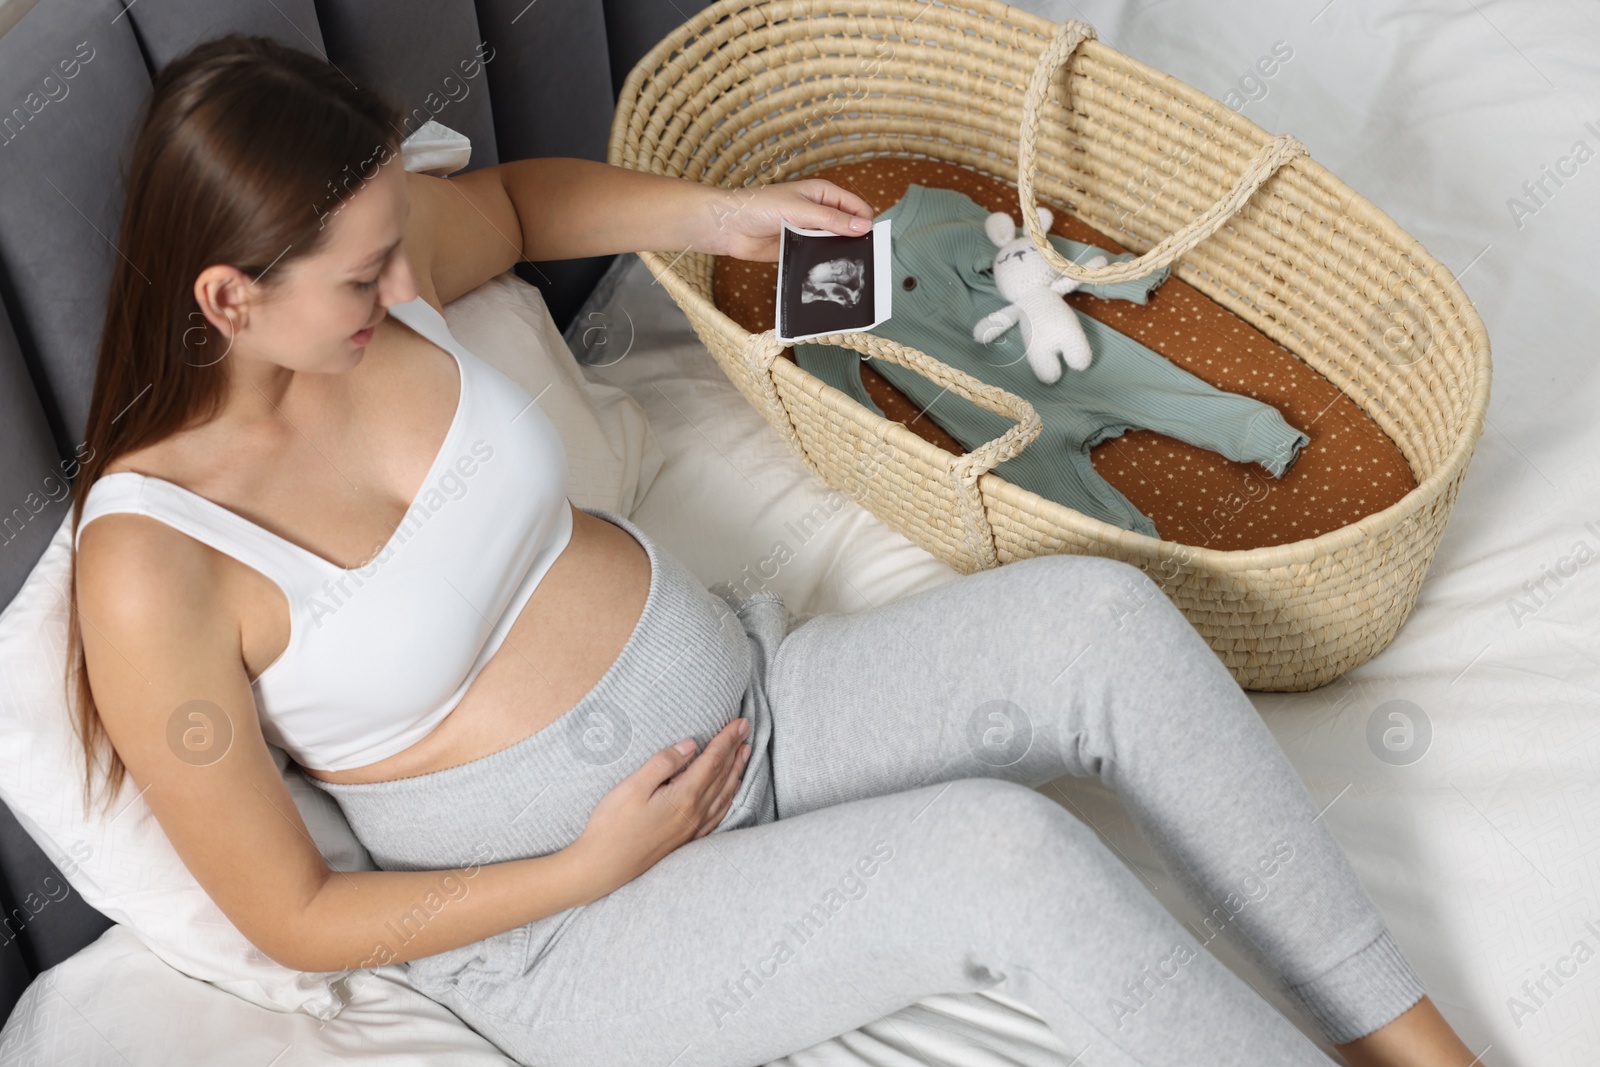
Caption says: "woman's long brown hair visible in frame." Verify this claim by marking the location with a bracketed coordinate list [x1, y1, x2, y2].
[68, 34, 402, 817]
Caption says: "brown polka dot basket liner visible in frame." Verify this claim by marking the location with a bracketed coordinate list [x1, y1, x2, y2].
[607, 0, 1492, 691]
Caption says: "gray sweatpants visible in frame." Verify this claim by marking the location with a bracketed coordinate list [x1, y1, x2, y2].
[311, 507, 1425, 1067]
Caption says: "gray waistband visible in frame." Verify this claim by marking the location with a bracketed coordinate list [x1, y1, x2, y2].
[308, 505, 789, 874]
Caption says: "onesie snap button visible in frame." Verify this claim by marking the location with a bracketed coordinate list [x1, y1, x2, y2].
[902, 275, 917, 290]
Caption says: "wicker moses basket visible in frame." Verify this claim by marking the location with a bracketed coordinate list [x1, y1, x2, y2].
[607, 0, 1492, 691]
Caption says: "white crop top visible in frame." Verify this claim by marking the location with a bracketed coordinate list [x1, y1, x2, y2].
[74, 295, 574, 772]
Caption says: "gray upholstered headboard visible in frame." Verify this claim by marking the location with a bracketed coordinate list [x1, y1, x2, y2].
[0, 0, 708, 1023]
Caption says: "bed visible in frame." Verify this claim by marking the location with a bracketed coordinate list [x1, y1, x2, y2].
[0, 0, 1595, 1064]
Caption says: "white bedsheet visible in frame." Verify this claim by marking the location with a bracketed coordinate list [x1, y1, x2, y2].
[7, 2, 1595, 1064]
[3, 924, 1075, 1066]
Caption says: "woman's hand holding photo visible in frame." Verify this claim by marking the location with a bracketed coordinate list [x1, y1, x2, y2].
[695, 177, 877, 262]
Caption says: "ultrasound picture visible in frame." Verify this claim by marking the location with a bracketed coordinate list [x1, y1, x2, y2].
[776, 219, 891, 343]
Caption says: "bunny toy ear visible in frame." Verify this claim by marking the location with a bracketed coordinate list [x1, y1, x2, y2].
[984, 211, 1018, 248]
[1034, 205, 1053, 231]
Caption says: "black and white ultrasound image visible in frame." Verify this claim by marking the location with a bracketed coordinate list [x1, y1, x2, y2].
[779, 228, 876, 338]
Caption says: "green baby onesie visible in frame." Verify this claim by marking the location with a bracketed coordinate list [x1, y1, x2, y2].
[792, 184, 1310, 538]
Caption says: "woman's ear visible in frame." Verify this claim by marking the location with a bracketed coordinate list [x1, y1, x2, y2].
[192, 264, 257, 341]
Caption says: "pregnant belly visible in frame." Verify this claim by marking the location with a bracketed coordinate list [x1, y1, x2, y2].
[302, 507, 657, 786]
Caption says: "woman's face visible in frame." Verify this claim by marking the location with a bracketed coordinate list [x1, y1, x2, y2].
[193, 155, 418, 377]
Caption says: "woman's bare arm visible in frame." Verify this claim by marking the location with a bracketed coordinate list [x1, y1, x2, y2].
[399, 160, 876, 311]
[75, 514, 595, 973]
[400, 160, 716, 310]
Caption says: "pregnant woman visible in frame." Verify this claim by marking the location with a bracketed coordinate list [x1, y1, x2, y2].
[70, 35, 1476, 1067]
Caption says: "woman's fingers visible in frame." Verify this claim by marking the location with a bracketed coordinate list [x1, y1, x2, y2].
[668, 719, 748, 822]
[693, 721, 746, 818]
[692, 719, 744, 788]
[696, 742, 752, 839]
[641, 739, 698, 793]
[798, 178, 875, 233]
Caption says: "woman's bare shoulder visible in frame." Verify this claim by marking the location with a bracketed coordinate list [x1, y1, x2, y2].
[75, 506, 221, 620]
[77, 437, 238, 623]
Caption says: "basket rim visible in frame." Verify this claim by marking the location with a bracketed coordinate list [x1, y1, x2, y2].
[610, 0, 1494, 577]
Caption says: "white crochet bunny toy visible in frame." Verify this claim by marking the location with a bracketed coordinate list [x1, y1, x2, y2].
[973, 206, 1109, 385]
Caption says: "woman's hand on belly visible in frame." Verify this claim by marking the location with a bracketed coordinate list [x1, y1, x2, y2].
[567, 717, 753, 903]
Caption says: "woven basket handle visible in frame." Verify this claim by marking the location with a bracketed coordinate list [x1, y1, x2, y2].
[747, 329, 1044, 486]
[1016, 20, 1307, 285]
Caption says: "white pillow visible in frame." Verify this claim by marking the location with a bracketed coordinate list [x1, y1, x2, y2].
[399, 118, 473, 178]
[0, 279, 662, 1024]
[0, 514, 367, 1018]
[440, 270, 663, 517]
